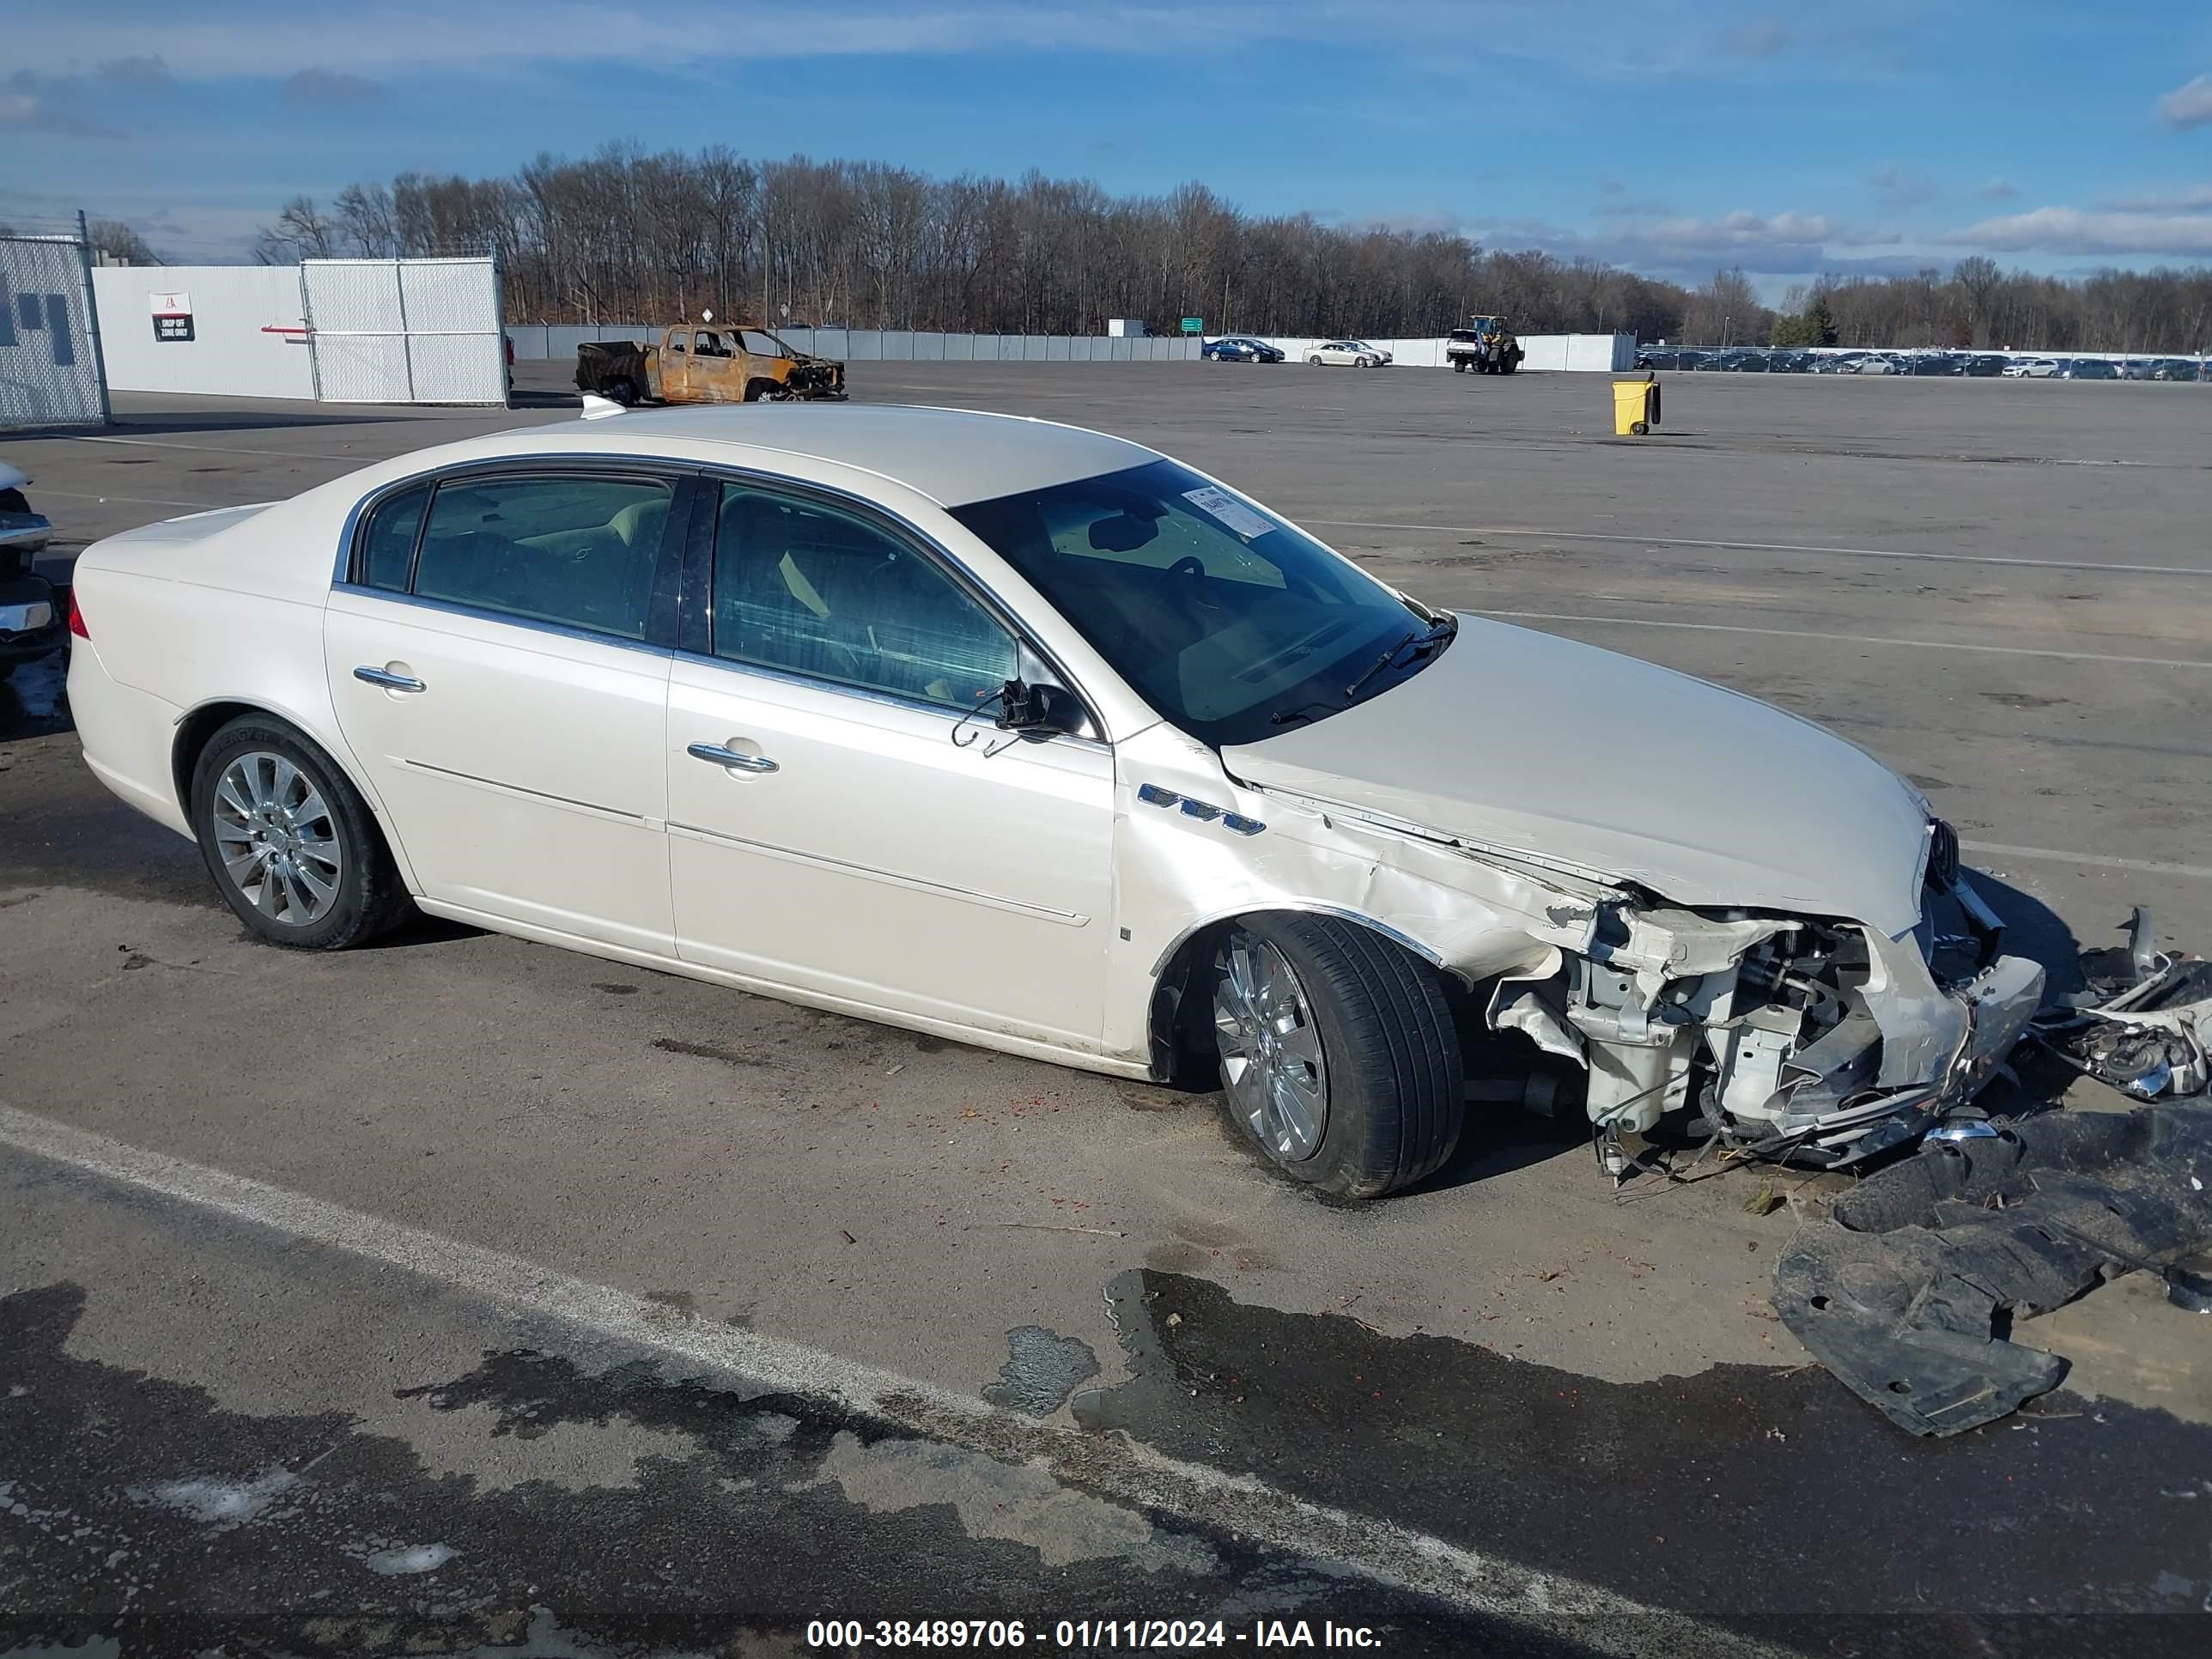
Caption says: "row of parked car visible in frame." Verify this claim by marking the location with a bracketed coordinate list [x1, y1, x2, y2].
[1636, 346, 2208, 380]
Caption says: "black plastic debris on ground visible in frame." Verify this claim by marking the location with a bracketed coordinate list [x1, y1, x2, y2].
[1772, 1103, 2212, 1436]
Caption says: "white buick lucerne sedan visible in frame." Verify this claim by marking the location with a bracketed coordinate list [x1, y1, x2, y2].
[67, 404, 2043, 1196]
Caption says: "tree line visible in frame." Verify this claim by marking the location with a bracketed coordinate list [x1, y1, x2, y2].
[228, 144, 2212, 352]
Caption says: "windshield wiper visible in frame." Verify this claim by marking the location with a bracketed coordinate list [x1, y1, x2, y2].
[1344, 616, 1456, 702]
[1268, 701, 1339, 728]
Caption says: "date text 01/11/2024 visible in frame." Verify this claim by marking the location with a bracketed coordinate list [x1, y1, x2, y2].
[805, 1620, 1385, 1650]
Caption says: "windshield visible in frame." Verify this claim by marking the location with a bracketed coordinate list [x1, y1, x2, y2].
[948, 458, 1443, 746]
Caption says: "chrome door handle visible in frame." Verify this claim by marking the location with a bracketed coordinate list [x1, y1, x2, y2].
[687, 741, 778, 775]
[354, 665, 426, 693]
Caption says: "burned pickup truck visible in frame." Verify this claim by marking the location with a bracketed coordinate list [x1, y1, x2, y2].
[575, 320, 846, 405]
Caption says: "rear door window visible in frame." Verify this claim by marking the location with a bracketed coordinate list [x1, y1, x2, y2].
[407, 474, 675, 640]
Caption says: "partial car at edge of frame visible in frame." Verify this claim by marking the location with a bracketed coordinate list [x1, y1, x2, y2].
[0, 460, 64, 683]
[65, 404, 2044, 1200]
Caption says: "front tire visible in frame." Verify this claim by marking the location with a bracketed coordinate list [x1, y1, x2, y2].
[1212, 915, 1462, 1199]
[190, 716, 411, 950]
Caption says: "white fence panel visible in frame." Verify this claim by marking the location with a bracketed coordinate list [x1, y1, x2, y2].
[92, 264, 310, 399]
[0, 235, 107, 428]
[302, 258, 505, 404]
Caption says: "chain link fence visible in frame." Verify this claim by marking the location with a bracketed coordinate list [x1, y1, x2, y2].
[0, 234, 110, 428]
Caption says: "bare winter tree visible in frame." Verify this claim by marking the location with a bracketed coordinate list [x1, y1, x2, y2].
[252, 196, 337, 264]
[257, 149, 2212, 352]
[87, 219, 161, 264]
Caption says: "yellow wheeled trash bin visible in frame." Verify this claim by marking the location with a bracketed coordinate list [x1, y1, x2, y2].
[1612, 372, 1662, 435]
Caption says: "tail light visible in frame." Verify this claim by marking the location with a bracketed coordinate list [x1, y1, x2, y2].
[68, 589, 88, 639]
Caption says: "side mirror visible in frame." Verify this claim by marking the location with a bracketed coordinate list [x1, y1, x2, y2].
[995, 678, 1085, 738]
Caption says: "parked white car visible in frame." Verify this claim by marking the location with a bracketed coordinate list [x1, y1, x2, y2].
[2003, 358, 2061, 379]
[1306, 340, 1391, 368]
[66, 405, 2040, 1196]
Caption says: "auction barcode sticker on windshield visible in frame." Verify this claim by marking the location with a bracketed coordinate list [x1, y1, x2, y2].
[1181, 485, 1276, 542]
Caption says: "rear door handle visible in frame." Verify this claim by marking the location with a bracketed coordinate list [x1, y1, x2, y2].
[687, 741, 778, 775]
[354, 665, 426, 693]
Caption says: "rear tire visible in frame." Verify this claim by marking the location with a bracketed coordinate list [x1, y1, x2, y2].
[1309, 355, 1323, 366]
[190, 716, 412, 951]
[605, 380, 638, 406]
[1211, 915, 1462, 1199]
[1452, 360, 1467, 373]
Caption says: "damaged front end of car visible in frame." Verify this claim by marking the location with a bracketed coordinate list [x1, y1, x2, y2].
[777, 350, 848, 401]
[1478, 821, 2045, 1173]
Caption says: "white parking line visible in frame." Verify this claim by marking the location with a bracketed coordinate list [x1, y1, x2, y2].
[1315, 519, 2212, 580]
[0, 1104, 1777, 1656]
[1475, 607, 2212, 672]
[1961, 842, 2212, 882]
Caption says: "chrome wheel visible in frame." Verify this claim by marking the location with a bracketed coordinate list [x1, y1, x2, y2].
[1215, 933, 1329, 1162]
[210, 750, 344, 926]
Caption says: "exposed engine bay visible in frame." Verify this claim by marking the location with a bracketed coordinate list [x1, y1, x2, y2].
[1480, 821, 2047, 1174]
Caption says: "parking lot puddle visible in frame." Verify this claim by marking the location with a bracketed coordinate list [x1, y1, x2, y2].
[981, 1324, 1101, 1416]
[1074, 1268, 2212, 1620]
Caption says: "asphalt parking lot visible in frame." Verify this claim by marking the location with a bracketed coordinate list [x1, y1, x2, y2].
[4, 362, 2211, 1656]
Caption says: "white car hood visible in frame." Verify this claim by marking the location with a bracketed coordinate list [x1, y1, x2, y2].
[1221, 616, 1931, 935]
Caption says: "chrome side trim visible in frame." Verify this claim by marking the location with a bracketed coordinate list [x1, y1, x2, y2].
[1147, 904, 1448, 978]
[1135, 781, 1264, 835]
[668, 819, 1089, 927]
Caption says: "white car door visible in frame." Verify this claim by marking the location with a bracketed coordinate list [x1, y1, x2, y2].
[325, 466, 684, 953]
[664, 480, 1114, 1049]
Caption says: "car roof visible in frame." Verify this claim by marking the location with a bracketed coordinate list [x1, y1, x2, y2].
[428, 404, 1158, 508]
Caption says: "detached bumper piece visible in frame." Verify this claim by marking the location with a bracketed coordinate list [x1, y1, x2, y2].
[1772, 1103, 2212, 1436]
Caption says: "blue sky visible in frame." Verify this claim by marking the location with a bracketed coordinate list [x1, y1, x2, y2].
[6, 1, 2212, 296]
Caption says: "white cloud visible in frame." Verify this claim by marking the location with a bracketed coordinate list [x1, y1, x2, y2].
[0, 71, 125, 136]
[2100, 183, 2212, 213]
[2154, 73, 2212, 129]
[1952, 205, 2212, 255]
[1466, 206, 1916, 278]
